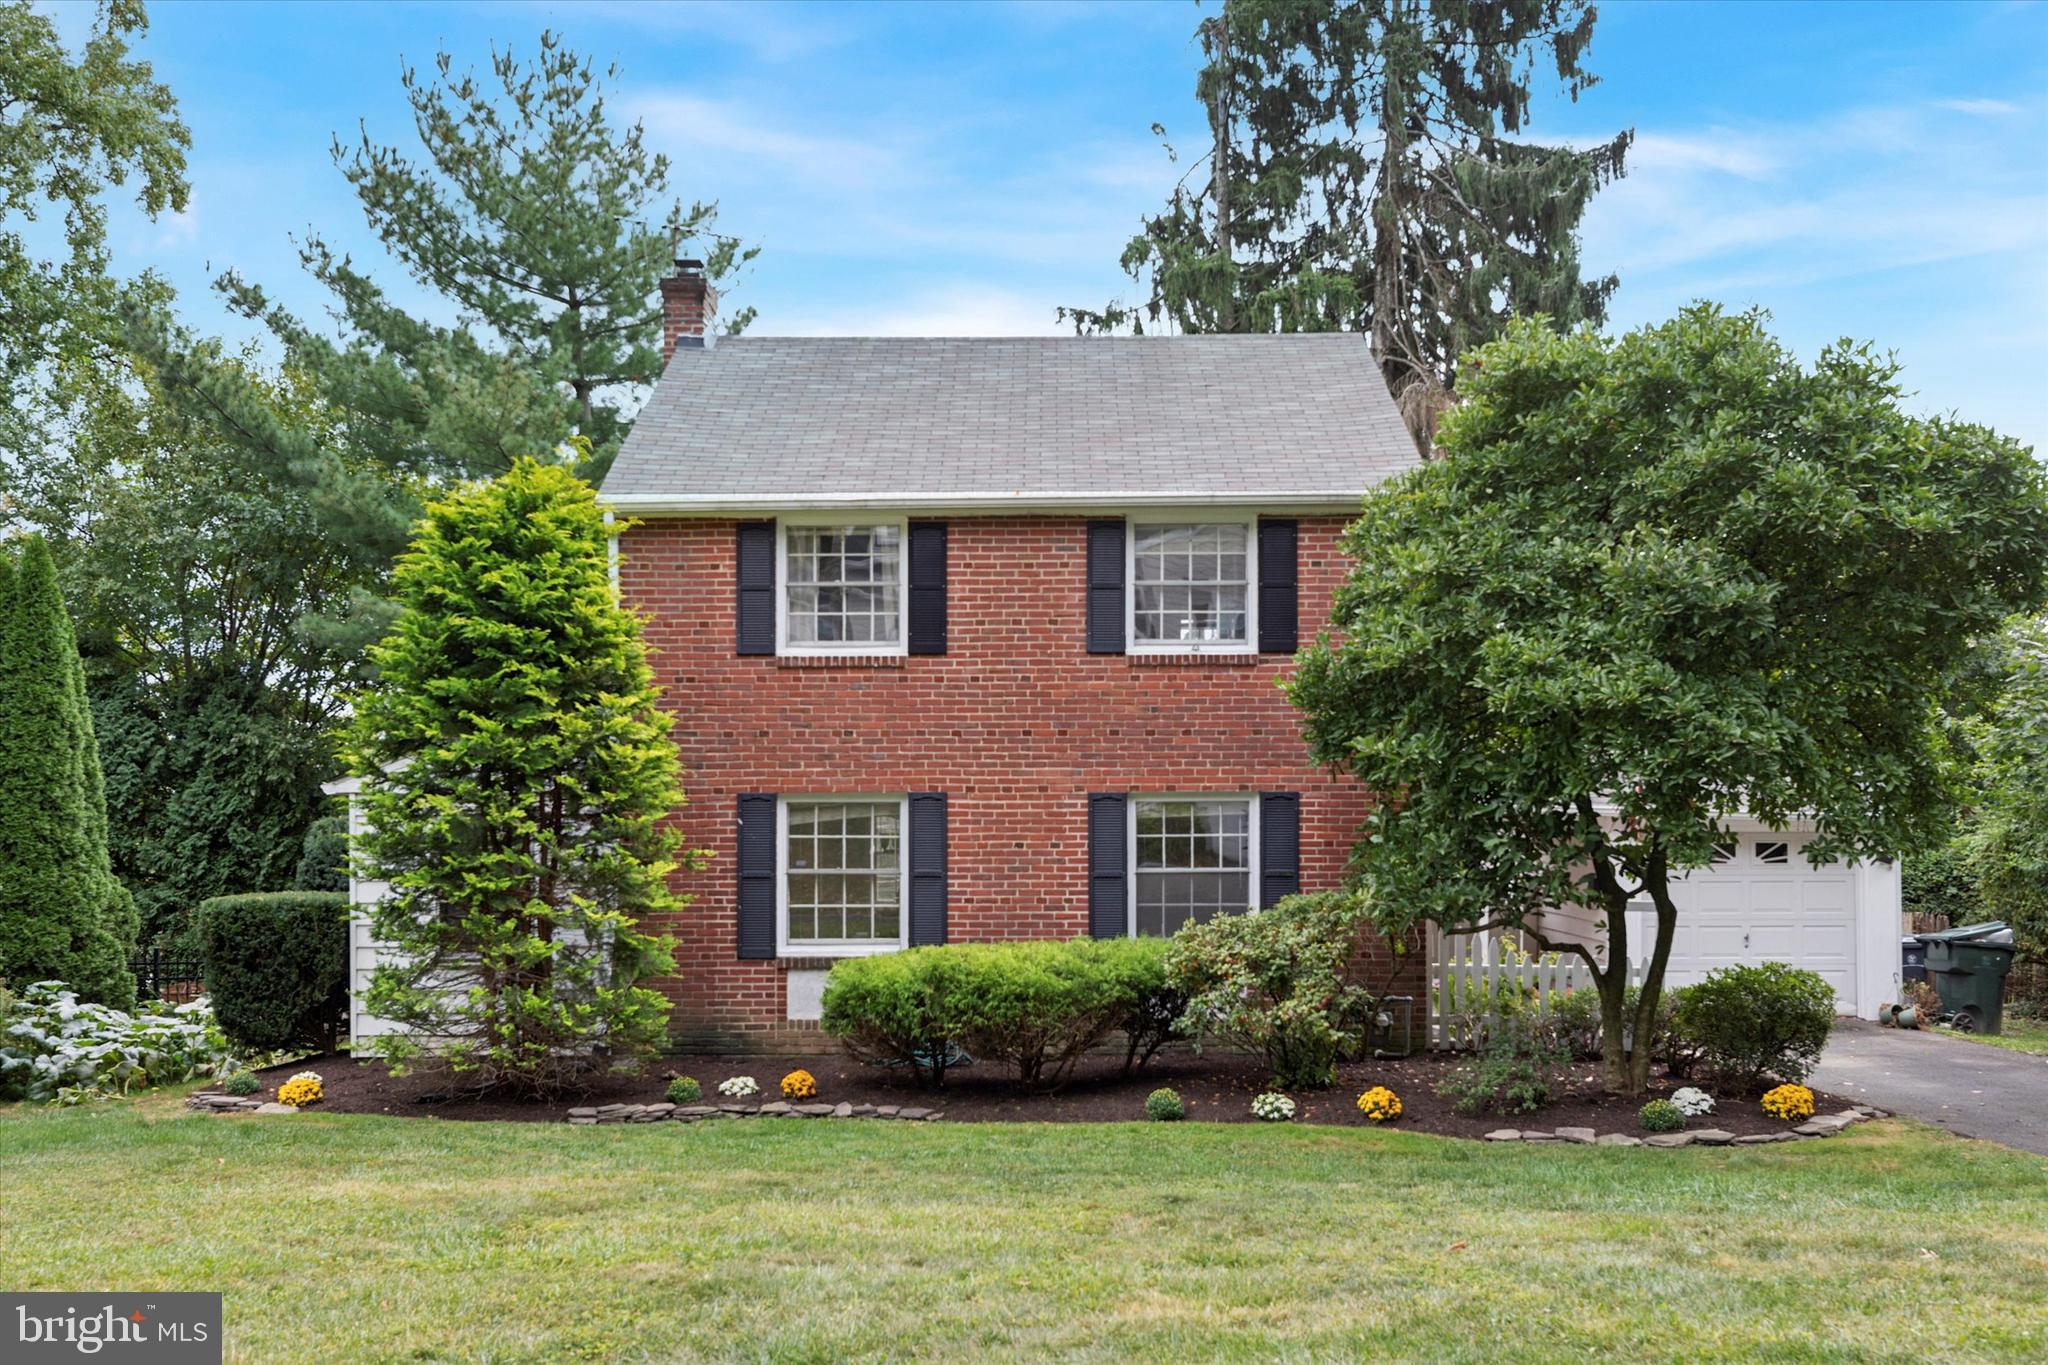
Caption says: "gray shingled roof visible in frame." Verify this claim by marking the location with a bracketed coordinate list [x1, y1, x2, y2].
[603, 334, 1421, 509]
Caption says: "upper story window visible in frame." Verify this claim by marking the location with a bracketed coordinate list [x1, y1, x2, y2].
[781, 797, 906, 954]
[1131, 795, 1256, 936]
[1128, 520, 1255, 652]
[780, 521, 906, 654]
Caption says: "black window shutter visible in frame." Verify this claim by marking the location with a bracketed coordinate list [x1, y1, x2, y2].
[1087, 793, 1128, 938]
[1086, 520, 1125, 654]
[1259, 792, 1301, 908]
[907, 521, 948, 655]
[736, 793, 777, 958]
[735, 521, 777, 656]
[907, 792, 948, 945]
[1258, 518, 1299, 655]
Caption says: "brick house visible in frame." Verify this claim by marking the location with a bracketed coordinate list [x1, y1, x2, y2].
[595, 262, 1429, 1050]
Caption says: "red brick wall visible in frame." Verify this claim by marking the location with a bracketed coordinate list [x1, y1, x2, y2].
[619, 514, 1421, 1050]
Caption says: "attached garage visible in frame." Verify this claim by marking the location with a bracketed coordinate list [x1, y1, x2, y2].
[1618, 821, 1901, 1019]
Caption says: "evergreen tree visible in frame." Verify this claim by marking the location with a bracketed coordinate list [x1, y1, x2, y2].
[1065, 0, 1630, 445]
[0, 537, 136, 1007]
[211, 31, 757, 486]
[346, 461, 694, 1095]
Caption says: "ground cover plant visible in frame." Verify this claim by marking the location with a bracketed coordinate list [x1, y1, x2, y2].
[1, 1103, 2043, 1361]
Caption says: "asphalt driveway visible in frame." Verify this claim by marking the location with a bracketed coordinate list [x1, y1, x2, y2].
[1811, 1018, 2048, 1156]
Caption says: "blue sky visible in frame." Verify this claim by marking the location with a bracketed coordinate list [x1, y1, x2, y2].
[59, 0, 2048, 451]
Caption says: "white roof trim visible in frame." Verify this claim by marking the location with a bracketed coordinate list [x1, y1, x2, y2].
[603, 490, 1366, 515]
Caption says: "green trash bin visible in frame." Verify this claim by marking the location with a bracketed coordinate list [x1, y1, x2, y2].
[1915, 922, 2018, 1034]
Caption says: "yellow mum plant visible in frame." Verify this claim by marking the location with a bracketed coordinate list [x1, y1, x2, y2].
[780, 1069, 817, 1100]
[1355, 1086, 1402, 1122]
[1760, 1083, 1815, 1122]
[276, 1071, 324, 1108]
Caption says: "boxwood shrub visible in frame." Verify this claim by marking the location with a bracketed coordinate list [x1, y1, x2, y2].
[1669, 962, 1835, 1093]
[820, 937, 1176, 1089]
[196, 892, 349, 1054]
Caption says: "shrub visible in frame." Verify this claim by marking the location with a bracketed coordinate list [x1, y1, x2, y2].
[665, 1076, 701, 1104]
[1145, 1087, 1186, 1121]
[822, 937, 1173, 1089]
[1250, 1092, 1296, 1122]
[1165, 891, 1371, 1090]
[1355, 1086, 1401, 1122]
[0, 981, 232, 1103]
[276, 1071, 323, 1107]
[294, 814, 350, 893]
[223, 1070, 260, 1097]
[195, 892, 349, 1054]
[1670, 963, 1835, 1092]
[1638, 1099, 1684, 1133]
[1761, 1083, 1816, 1122]
[1439, 1013, 1570, 1116]
[1543, 988, 1604, 1060]
[1669, 1086, 1715, 1117]
[780, 1069, 817, 1099]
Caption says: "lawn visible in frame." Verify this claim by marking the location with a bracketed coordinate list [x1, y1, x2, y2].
[1936, 1014, 2048, 1058]
[3, 1101, 2045, 1363]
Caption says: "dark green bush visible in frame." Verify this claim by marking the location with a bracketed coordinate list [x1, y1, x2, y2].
[1439, 1013, 1571, 1115]
[196, 892, 349, 1053]
[1145, 1087, 1185, 1121]
[1669, 962, 1835, 1093]
[821, 937, 1173, 1089]
[1165, 891, 1371, 1090]
[1903, 837, 1980, 928]
[294, 814, 350, 893]
[1638, 1098, 1684, 1133]
[666, 1076, 701, 1104]
[223, 1070, 260, 1097]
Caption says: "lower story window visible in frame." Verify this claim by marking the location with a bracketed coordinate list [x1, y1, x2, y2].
[783, 798, 904, 952]
[1133, 795, 1255, 937]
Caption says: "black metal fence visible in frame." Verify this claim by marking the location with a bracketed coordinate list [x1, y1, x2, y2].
[131, 949, 206, 1003]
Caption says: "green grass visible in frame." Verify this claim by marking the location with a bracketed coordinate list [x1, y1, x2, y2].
[3, 1100, 2045, 1363]
[1936, 1013, 2048, 1057]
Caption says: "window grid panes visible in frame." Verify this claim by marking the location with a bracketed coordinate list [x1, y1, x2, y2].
[1134, 798, 1252, 937]
[786, 801, 902, 946]
[786, 525, 902, 647]
[1132, 523, 1250, 646]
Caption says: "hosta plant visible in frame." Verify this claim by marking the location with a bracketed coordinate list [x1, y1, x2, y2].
[1250, 1092, 1297, 1122]
[718, 1075, 758, 1098]
[0, 982, 233, 1103]
[1669, 1086, 1715, 1117]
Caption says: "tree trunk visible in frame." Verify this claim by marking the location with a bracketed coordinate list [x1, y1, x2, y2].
[1208, 2, 1236, 332]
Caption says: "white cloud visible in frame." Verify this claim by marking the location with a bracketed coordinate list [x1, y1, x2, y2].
[631, 93, 911, 191]
[1933, 97, 2024, 116]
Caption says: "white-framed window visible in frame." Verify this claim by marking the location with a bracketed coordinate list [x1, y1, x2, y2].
[777, 518, 908, 655]
[1127, 518, 1257, 653]
[777, 796, 908, 956]
[1129, 794, 1259, 937]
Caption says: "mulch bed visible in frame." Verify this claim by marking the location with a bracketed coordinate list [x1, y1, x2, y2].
[249, 1047, 1851, 1140]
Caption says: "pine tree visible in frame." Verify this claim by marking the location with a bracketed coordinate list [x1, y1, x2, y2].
[211, 31, 757, 485]
[1065, 0, 1630, 446]
[0, 537, 136, 1007]
[346, 461, 694, 1095]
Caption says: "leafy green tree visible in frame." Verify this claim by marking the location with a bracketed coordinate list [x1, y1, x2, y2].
[214, 31, 757, 486]
[346, 460, 694, 1095]
[0, 536, 136, 1006]
[1967, 616, 2048, 962]
[1065, 0, 1629, 444]
[1289, 307, 2048, 1093]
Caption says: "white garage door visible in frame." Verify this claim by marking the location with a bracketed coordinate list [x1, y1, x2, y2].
[1626, 834, 1860, 1015]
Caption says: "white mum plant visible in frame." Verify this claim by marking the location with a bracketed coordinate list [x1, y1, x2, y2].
[1250, 1092, 1296, 1122]
[1670, 1086, 1715, 1117]
[718, 1075, 759, 1098]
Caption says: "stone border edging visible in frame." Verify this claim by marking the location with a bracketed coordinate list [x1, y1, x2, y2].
[1480, 1104, 1889, 1147]
[566, 1100, 943, 1125]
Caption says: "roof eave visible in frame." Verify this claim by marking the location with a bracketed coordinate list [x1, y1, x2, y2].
[602, 489, 1369, 515]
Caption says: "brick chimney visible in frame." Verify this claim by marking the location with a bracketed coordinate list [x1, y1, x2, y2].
[658, 258, 717, 364]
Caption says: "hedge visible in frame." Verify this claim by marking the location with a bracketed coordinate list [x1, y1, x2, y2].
[196, 892, 349, 1053]
[820, 937, 1177, 1089]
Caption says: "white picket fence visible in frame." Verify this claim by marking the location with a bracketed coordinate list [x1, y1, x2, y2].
[1426, 927, 1647, 1050]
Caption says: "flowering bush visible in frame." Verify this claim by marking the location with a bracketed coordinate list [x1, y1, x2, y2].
[1761, 1083, 1816, 1122]
[1250, 1092, 1296, 1122]
[0, 982, 235, 1103]
[1355, 1086, 1401, 1122]
[665, 1076, 701, 1104]
[223, 1071, 261, 1097]
[1639, 1099, 1685, 1133]
[718, 1075, 758, 1098]
[780, 1069, 817, 1099]
[1145, 1087, 1186, 1121]
[276, 1071, 324, 1107]
[1670, 1086, 1715, 1117]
